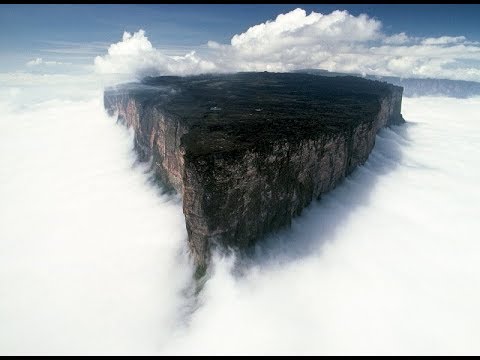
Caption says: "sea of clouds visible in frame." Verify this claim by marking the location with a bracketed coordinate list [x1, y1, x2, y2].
[1, 75, 479, 355]
[1, 7, 480, 356]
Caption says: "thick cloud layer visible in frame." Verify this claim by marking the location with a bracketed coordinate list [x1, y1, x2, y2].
[0, 89, 194, 355]
[94, 8, 480, 81]
[1, 76, 479, 355]
[163, 96, 480, 355]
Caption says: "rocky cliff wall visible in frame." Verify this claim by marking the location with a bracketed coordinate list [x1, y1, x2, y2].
[104, 74, 404, 267]
[104, 92, 187, 193]
[181, 91, 404, 266]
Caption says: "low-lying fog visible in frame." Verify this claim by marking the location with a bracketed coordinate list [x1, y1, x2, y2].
[1, 84, 479, 355]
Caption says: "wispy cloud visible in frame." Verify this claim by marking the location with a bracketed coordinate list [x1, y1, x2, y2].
[421, 36, 466, 45]
[38, 40, 111, 57]
[26, 57, 43, 66]
[26, 57, 70, 66]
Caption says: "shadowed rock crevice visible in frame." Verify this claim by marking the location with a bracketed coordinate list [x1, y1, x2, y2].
[104, 72, 405, 267]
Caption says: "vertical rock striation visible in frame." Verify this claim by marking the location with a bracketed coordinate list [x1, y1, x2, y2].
[104, 72, 404, 267]
[104, 87, 187, 193]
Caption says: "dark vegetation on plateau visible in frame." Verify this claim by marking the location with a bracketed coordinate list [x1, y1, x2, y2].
[116, 72, 397, 158]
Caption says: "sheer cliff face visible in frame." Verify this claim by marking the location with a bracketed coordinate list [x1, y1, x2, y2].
[181, 133, 349, 264]
[104, 91, 187, 193]
[104, 73, 404, 267]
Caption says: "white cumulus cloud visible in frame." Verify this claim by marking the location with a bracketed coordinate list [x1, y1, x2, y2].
[94, 8, 480, 82]
[94, 30, 217, 79]
[230, 9, 381, 50]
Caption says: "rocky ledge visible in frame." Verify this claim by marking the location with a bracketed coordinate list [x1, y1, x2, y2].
[104, 72, 404, 268]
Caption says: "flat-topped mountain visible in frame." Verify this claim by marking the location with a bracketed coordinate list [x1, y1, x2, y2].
[295, 68, 480, 98]
[104, 72, 405, 269]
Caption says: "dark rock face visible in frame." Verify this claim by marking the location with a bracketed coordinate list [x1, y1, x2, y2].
[104, 72, 404, 267]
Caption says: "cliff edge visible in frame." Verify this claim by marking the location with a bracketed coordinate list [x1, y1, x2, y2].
[104, 72, 404, 267]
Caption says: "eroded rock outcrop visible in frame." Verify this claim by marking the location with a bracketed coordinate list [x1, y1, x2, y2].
[104, 72, 404, 267]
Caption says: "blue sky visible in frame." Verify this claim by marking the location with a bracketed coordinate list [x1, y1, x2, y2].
[1, 4, 480, 81]
[2, 5, 480, 45]
[2, 5, 480, 55]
